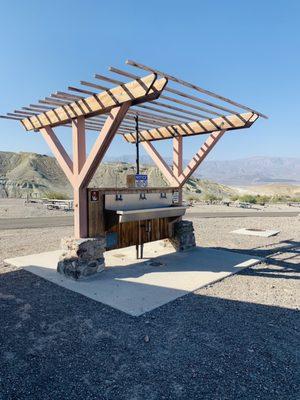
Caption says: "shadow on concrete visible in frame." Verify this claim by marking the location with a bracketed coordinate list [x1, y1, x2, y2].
[214, 240, 300, 280]
[3, 246, 260, 316]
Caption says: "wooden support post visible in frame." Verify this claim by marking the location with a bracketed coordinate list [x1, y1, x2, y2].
[72, 116, 87, 239]
[72, 116, 86, 175]
[179, 130, 226, 186]
[173, 136, 183, 178]
[73, 186, 88, 239]
[173, 136, 183, 204]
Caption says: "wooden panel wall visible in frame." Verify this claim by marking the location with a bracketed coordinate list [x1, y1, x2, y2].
[87, 188, 177, 249]
[108, 218, 171, 249]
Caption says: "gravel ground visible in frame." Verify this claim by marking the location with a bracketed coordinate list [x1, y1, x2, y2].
[187, 203, 300, 213]
[0, 199, 72, 219]
[192, 216, 300, 254]
[0, 214, 299, 399]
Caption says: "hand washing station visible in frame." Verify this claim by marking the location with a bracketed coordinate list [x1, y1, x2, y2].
[88, 187, 186, 257]
[3, 60, 266, 279]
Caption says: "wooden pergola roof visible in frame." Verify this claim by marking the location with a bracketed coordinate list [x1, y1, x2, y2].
[0, 60, 267, 142]
[0, 60, 267, 239]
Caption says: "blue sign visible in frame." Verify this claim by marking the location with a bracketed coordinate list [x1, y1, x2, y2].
[135, 174, 148, 188]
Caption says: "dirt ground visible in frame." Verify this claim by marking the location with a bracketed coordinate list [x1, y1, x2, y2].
[187, 202, 300, 213]
[0, 209, 299, 399]
[0, 199, 72, 219]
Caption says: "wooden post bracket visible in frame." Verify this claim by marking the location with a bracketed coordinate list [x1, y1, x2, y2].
[39, 103, 130, 238]
[141, 130, 226, 188]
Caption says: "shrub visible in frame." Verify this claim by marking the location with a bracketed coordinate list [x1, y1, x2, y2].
[203, 193, 222, 203]
[45, 191, 70, 200]
[238, 194, 258, 204]
[230, 195, 239, 201]
[186, 194, 199, 201]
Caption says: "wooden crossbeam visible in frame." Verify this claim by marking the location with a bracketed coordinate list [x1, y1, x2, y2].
[179, 130, 226, 185]
[123, 112, 259, 143]
[21, 74, 168, 131]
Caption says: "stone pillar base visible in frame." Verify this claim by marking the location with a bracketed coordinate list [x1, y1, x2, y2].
[170, 220, 196, 252]
[57, 237, 106, 280]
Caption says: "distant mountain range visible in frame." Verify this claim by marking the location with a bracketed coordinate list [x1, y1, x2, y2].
[106, 155, 300, 186]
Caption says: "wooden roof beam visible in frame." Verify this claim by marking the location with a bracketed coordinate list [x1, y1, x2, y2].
[0, 115, 23, 120]
[109, 67, 214, 119]
[109, 67, 228, 117]
[126, 60, 268, 119]
[21, 74, 168, 131]
[123, 112, 259, 143]
[73, 78, 200, 123]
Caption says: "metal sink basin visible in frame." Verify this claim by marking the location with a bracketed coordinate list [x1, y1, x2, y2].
[116, 206, 186, 223]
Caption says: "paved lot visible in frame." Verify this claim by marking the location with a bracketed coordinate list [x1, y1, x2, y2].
[0, 210, 299, 230]
[0, 216, 73, 230]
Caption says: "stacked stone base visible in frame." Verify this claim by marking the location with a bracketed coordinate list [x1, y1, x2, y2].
[171, 220, 196, 252]
[57, 237, 106, 280]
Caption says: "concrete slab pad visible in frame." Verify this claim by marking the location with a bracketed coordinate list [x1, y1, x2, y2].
[231, 228, 280, 237]
[5, 242, 260, 316]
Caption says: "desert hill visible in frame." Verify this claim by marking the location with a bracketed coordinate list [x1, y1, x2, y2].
[0, 151, 236, 200]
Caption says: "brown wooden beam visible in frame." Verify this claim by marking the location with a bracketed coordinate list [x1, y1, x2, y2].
[39, 126, 74, 184]
[21, 74, 168, 131]
[141, 141, 180, 186]
[123, 112, 259, 143]
[126, 60, 268, 119]
[78, 103, 131, 189]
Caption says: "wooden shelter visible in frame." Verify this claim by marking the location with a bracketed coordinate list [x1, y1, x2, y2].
[1, 60, 267, 240]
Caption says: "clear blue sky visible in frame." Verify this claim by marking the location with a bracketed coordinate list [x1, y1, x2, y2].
[0, 0, 299, 161]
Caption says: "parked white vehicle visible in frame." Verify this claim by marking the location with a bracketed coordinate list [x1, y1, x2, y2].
[43, 199, 74, 211]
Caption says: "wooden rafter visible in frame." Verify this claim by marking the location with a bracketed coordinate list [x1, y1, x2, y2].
[123, 112, 259, 143]
[21, 74, 168, 131]
[126, 60, 268, 119]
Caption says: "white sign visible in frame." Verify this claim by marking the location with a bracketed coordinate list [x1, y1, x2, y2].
[172, 191, 179, 203]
